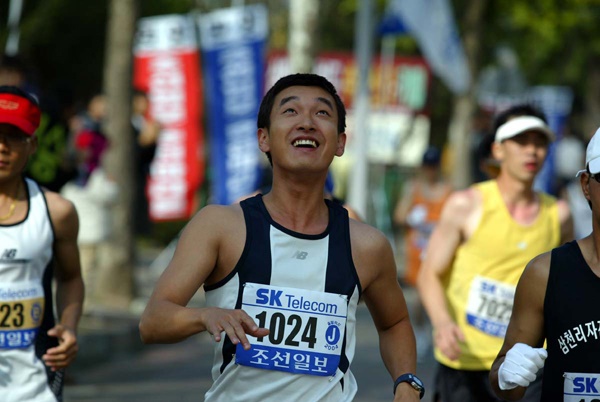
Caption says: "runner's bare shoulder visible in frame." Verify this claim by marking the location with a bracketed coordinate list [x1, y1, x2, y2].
[439, 187, 482, 225]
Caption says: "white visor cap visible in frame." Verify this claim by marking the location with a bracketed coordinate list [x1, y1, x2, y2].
[495, 116, 555, 144]
[576, 127, 600, 177]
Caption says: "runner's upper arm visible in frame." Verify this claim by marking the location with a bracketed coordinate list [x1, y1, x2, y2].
[147, 205, 235, 307]
[496, 252, 550, 358]
[419, 190, 477, 278]
[45, 191, 81, 281]
[351, 221, 408, 330]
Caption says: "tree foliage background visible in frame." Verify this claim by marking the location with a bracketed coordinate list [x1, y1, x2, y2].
[1, 0, 599, 145]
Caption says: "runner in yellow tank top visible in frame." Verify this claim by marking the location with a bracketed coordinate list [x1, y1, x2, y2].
[417, 104, 574, 402]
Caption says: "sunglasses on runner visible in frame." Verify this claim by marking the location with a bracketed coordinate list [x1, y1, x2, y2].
[589, 173, 600, 184]
[0, 131, 31, 147]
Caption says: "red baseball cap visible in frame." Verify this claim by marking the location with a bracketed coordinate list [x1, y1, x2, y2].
[0, 89, 41, 136]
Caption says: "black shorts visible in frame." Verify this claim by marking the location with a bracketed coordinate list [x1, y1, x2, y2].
[434, 363, 543, 402]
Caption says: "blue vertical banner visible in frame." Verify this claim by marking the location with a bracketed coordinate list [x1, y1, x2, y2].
[529, 86, 573, 195]
[198, 5, 268, 204]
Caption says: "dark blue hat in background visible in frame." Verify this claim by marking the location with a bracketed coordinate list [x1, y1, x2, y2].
[325, 170, 335, 194]
[422, 146, 441, 166]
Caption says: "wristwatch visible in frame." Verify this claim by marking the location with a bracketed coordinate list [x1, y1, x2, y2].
[393, 373, 425, 399]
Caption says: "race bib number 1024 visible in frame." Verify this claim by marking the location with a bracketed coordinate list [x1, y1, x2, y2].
[235, 283, 348, 376]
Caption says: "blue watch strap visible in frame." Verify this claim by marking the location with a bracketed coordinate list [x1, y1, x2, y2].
[393, 373, 425, 399]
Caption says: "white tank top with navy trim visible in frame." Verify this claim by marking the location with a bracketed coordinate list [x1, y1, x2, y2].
[0, 178, 58, 402]
[204, 195, 361, 402]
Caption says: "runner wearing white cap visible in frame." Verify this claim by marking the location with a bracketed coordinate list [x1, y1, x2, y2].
[490, 126, 600, 401]
[417, 103, 573, 402]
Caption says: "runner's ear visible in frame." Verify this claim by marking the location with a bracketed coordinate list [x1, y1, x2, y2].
[258, 128, 270, 153]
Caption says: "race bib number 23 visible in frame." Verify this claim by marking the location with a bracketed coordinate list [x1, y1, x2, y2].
[0, 281, 45, 349]
[236, 283, 348, 376]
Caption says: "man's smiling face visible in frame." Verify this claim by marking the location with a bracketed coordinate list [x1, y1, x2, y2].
[258, 85, 346, 173]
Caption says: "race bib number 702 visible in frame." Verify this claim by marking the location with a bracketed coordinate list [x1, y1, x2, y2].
[466, 276, 515, 338]
[235, 282, 348, 376]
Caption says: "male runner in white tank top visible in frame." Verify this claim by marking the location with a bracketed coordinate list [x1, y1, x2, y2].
[0, 86, 84, 401]
[140, 74, 425, 401]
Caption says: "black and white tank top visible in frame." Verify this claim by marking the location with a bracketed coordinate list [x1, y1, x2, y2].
[204, 194, 362, 402]
[0, 177, 61, 402]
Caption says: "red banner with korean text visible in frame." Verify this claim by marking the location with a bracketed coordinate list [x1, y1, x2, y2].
[133, 15, 204, 221]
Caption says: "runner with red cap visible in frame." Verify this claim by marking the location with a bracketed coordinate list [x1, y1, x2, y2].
[0, 85, 84, 402]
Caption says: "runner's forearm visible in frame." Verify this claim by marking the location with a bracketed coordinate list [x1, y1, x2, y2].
[418, 269, 453, 328]
[55, 276, 84, 331]
[379, 317, 417, 380]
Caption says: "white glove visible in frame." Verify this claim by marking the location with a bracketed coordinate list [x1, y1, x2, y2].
[498, 343, 547, 390]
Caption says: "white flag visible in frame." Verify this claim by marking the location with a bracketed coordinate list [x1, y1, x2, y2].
[387, 0, 471, 94]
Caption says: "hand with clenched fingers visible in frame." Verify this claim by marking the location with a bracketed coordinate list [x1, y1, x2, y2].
[434, 321, 465, 361]
[43, 324, 79, 371]
[202, 307, 269, 350]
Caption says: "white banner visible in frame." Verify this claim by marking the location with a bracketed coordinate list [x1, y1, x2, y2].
[387, 0, 471, 94]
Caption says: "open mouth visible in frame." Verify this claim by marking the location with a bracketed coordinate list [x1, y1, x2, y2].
[293, 139, 318, 148]
[524, 162, 538, 169]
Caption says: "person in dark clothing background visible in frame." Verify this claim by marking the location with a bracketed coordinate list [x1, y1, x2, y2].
[131, 89, 160, 238]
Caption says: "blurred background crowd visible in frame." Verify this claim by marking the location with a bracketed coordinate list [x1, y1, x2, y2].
[0, 0, 597, 315]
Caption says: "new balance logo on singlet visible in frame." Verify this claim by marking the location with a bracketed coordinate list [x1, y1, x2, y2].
[1, 249, 17, 260]
[292, 250, 308, 260]
[0, 248, 29, 264]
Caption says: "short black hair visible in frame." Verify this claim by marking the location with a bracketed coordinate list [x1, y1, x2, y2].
[257, 73, 346, 134]
[0, 85, 39, 107]
[0, 55, 27, 73]
[492, 104, 547, 133]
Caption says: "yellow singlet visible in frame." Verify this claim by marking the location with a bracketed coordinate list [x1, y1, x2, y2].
[435, 180, 560, 371]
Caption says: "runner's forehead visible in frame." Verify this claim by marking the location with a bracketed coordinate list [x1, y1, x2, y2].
[274, 86, 335, 109]
[0, 123, 24, 134]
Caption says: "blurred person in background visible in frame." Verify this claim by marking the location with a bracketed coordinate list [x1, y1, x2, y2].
[324, 170, 362, 221]
[131, 89, 160, 240]
[490, 127, 600, 401]
[0, 54, 30, 88]
[61, 94, 117, 312]
[393, 145, 452, 359]
[70, 94, 108, 183]
[417, 104, 573, 402]
[470, 108, 494, 183]
[0, 85, 83, 401]
[394, 145, 452, 288]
